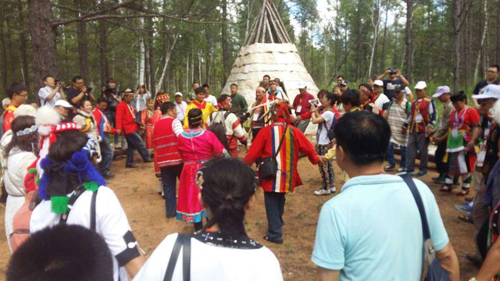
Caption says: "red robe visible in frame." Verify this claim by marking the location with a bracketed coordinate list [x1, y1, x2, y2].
[243, 118, 319, 193]
[3, 105, 18, 132]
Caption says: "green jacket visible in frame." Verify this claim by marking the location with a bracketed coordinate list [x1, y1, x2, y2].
[230, 93, 248, 117]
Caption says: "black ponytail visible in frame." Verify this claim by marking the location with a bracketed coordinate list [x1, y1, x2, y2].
[199, 158, 257, 237]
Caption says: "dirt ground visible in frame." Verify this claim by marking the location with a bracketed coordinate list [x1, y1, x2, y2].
[0, 149, 480, 280]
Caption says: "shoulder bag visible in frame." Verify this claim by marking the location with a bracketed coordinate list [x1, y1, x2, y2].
[400, 174, 450, 281]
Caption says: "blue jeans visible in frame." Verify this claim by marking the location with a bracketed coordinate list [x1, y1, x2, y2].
[124, 131, 150, 166]
[99, 133, 114, 174]
[264, 192, 286, 241]
[160, 164, 183, 218]
[388, 142, 406, 169]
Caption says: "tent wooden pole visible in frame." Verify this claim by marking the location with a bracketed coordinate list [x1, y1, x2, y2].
[269, 0, 291, 43]
[266, 1, 285, 43]
[265, 12, 274, 43]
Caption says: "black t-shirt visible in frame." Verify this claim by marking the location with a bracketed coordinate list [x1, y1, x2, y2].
[66, 87, 90, 107]
[383, 79, 403, 100]
[473, 79, 500, 95]
[482, 117, 500, 175]
[102, 88, 118, 112]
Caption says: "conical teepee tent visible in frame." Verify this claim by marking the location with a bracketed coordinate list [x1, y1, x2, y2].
[221, 0, 319, 107]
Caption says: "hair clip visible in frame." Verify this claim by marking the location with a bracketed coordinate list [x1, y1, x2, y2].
[16, 125, 38, 136]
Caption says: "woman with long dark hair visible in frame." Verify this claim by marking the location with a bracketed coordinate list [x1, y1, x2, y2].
[176, 109, 226, 231]
[30, 127, 145, 280]
[135, 158, 283, 281]
[4, 116, 38, 252]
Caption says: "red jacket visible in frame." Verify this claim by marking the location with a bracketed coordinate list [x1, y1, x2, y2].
[92, 108, 117, 136]
[243, 118, 319, 193]
[153, 117, 182, 168]
[3, 104, 18, 133]
[115, 101, 138, 134]
[292, 92, 315, 120]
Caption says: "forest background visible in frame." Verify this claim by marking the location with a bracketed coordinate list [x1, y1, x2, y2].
[0, 0, 499, 101]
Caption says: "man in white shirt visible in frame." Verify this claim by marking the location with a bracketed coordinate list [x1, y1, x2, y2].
[38, 76, 65, 108]
[203, 84, 218, 107]
[174, 92, 187, 122]
[373, 80, 390, 112]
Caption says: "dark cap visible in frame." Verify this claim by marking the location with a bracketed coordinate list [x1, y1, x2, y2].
[450, 91, 467, 102]
[388, 67, 397, 74]
[394, 85, 404, 92]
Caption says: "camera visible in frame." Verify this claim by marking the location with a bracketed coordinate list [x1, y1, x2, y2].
[309, 99, 319, 106]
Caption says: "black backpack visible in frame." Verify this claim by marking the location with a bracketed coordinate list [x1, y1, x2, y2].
[208, 111, 231, 152]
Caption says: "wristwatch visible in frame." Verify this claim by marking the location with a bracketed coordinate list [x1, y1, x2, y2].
[469, 277, 477, 281]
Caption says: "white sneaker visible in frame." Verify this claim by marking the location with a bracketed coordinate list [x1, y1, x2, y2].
[314, 189, 331, 196]
[329, 187, 336, 194]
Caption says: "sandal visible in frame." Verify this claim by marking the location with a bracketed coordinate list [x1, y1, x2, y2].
[439, 186, 452, 193]
[263, 235, 283, 245]
[456, 189, 470, 196]
[458, 214, 474, 224]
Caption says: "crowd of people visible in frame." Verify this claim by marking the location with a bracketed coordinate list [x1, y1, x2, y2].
[1, 65, 500, 280]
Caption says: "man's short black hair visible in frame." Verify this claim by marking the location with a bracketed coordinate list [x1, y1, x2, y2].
[337, 75, 344, 79]
[489, 64, 500, 73]
[335, 111, 391, 166]
[7, 224, 113, 281]
[160, 101, 176, 115]
[358, 83, 373, 93]
[7, 82, 28, 99]
[230, 83, 238, 88]
[218, 94, 230, 104]
[202, 84, 209, 89]
[194, 87, 205, 95]
[340, 89, 360, 107]
[263, 75, 271, 79]
[42, 75, 53, 82]
[72, 76, 83, 83]
[192, 81, 200, 86]
[97, 97, 108, 104]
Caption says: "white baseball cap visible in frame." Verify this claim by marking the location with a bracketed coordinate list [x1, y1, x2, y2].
[473, 84, 500, 100]
[174, 92, 183, 97]
[374, 80, 384, 87]
[54, 100, 73, 108]
[432, 86, 451, 98]
[298, 82, 308, 89]
[415, 81, 427, 90]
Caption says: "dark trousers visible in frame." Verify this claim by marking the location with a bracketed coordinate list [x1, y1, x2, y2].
[99, 133, 114, 174]
[387, 142, 407, 169]
[124, 131, 150, 166]
[434, 140, 448, 175]
[160, 164, 183, 218]
[406, 132, 429, 172]
[104, 110, 119, 145]
[264, 192, 286, 241]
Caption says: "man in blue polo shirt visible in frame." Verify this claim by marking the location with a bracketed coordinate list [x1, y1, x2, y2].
[312, 111, 459, 281]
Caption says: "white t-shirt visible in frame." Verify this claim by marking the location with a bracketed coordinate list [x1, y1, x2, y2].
[317, 111, 335, 145]
[31, 186, 140, 281]
[134, 233, 283, 281]
[175, 101, 188, 122]
[38, 86, 62, 108]
[205, 95, 218, 107]
[374, 94, 390, 111]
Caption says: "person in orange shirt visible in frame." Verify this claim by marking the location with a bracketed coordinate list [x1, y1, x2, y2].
[3, 83, 29, 133]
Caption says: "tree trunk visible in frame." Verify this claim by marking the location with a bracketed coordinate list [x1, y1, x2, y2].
[474, 0, 488, 82]
[368, 0, 381, 77]
[28, 0, 59, 90]
[5, 16, 18, 81]
[147, 0, 155, 95]
[245, 0, 253, 41]
[0, 14, 8, 92]
[156, 33, 179, 91]
[404, 0, 413, 81]
[221, 0, 229, 85]
[17, 2, 30, 91]
[139, 36, 146, 86]
[497, 0, 500, 64]
[379, 8, 388, 75]
[74, 0, 89, 84]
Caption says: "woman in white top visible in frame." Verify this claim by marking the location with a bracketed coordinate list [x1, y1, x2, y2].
[3, 116, 38, 252]
[30, 129, 145, 280]
[73, 99, 101, 162]
[310, 92, 337, 196]
[134, 158, 283, 281]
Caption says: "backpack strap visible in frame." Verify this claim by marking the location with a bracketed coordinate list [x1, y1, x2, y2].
[164, 234, 191, 281]
[59, 186, 86, 225]
[90, 189, 98, 232]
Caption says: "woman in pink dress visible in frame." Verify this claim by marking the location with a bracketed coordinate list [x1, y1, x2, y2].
[140, 99, 156, 152]
[177, 108, 225, 230]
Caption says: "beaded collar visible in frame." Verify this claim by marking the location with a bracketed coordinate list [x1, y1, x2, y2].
[193, 231, 262, 250]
